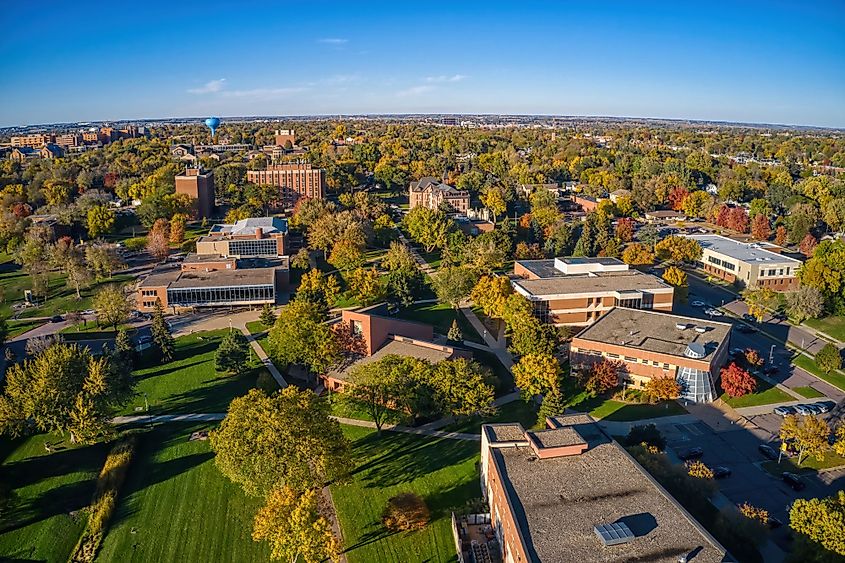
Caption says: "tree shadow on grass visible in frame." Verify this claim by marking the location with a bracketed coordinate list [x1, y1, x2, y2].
[423, 475, 481, 520]
[0, 441, 107, 494]
[342, 520, 403, 554]
[0, 480, 96, 534]
[149, 370, 262, 414]
[349, 432, 476, 488]
[133, 359, 208, 383]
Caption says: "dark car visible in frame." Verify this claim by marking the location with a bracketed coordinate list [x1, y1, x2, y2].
[759, 444, 779, 460]
[817, 400, 837, 412]
[712, 466, 732, 479]
[678, 447, 704, 461]
[782, 472, 806, 491]
[737, 324, 758, 334]
[50, 315, 63, 323]
[742, 313, 756, 322]
[763, 365, 780, 375]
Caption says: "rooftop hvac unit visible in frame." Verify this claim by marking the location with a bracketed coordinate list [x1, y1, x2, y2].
[694, 326, 707, 333]
[594, 522, 635, 546]
[675, 323, 688, 330]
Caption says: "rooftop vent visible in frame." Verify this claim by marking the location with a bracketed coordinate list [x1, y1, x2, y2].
[684, 343, 706, 359]
[675, 323, 688, 330]
[594, 522, 635, 546]
[694, 326, 707, 334]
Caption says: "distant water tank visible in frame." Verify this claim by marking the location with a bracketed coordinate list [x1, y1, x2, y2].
[204, 117, 220, 138]
[684, 343, 706, 359]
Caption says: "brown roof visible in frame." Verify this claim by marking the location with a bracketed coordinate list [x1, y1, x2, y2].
[326, 336, 455, 382]
[486, 415, 729, 562]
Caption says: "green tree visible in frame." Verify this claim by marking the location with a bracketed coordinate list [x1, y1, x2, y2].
[151, 300, 175, 363]
[268, 300, 341, 375]
[215, 329, 250, 374]
[296, 269, 341, 312]
[430, 358, 496, 419]
[291, 248, 311, 270]
[210, 387, 350, 495]
[512, 354, 561, 399]
[538, 389, 565, 420]
[0, 343, 132, 443]
[259, 304, 277, 327]
[252, 486, 341, 563]
[113, 327, 136, 370]
[92, 284, 130, 330]
[403, 207, 451, 252]
[86, 205, 116, 239]
[785, 286, 826, 322]
[481, 187, 507, 224]
[815, 343, 842, 374]
[50, 238, 91, 299]
[431, 266, 477, 309]
[347, 267, 385, 306]
[348, 360, 404, 433]
[85, 243, 123, 279]
[655, 236, 702, 263]
[789, 491, 845, 559]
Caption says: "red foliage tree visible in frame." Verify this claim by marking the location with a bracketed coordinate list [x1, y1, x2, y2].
[774, 225, 788, 246]
[668, 187, 690, 211]
[727, 207, 749, 233]
[799, 234, 818, 257]
[720, 362, 757, 398]
[714, 204, 731, 227]
[615, 218, 635, 242]
[584, 359, 623, 395]
[11, 202, 31, 218]
[750, 214, 771, 240]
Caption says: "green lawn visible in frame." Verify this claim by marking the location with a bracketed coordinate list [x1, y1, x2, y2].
[6, 318, 45, 339]
[792, 353, 845, 392]
[326, 393, 405, 424]
[793, 386, 825, 399]
[441, 399, 540, 434]
[96, 424, 271, 563]
[331, 425, 479, 563]
[470, 348, 514, 394]
[761, 450, 845, 477]
[244, 321, 272, 357]
[805, 316, 845, 342]
[118, 330, 276, 416]
[0, 433, 109, 562]
[719, 375, 794, 408]
[395, 302, 482, 343]
[581, 397, 688, 421]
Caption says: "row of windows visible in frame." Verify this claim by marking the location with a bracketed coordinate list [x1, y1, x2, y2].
[141, 300, 157, 308]
[761, 267, 791, 277]
[707, 256, 736, 271]
[141, 289, 157, 297]
[583, 349, 672, 369]
[228, 239, 278, 256]
[167, 284, 274, 306]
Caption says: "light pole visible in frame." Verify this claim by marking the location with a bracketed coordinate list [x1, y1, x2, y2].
[143, 392, 152, 427]
[769, 344, 775, 364]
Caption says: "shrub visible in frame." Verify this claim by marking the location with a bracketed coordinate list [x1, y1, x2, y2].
[720, 363, 756, 398]
[738, 502, 769, 525]
[686, 460, 714, 480]
[69, 434, 137, 562]
[583, 359, 623, 395]
[624, 424, 666, 451]
[122, 236, 147, 251]
[382, 493, 430, 532]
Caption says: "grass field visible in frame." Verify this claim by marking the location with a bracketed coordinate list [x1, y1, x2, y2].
[244, 320, 272, 357]
[6, 318, 45, 339]
[792, 353, 845, 392]
[581, 397, 688, 421]
[327, 393, 405, 424]
[761, 450, 845, 476]
[395, 302, 482, 343]
[793, 386, 825, 399]
[441, 399, 540, 434]
[719, 375, 794, 408]
[331, 425, 479, 563]
[804, 316, 845, 342]
[0, 433, 109, 562]
[117, 329, 276, 416]
[97, 424, 271, 563]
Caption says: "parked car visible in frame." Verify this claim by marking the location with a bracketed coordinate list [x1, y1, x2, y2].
[804, 404, 823, 415]
[704, 308, 723, 317]
[742, 313, 756, 322]
[135, 335, 153, 352]
[678, 447, 704, 461]
[712, 466, 732, 479]
[816, 401, 836, 412]
[763, 365, 780, 375]
[773, 406, 797, 417]
[794, 404, 814, 415]
[691, 300, 706, 307]
[737, 324, 758, 334]
[758, 444, 779, 460]
[50, 315, 63, 323]
[81, 309, 96, 315]
[782, 472, 806, 491]
[731, 348, 746, 357]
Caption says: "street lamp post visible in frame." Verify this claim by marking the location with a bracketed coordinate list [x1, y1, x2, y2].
[143, 392, 151, 427]
[769, 344, 775, 364]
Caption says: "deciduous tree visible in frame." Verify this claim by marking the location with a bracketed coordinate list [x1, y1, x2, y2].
[645, 377, 681, 401]
[785, 286, 826, 322]
[655, 236, 702, 263]
[720, 362, 756, 397]
[780, 414, 831, 465]
[404, 207, 451, 252]
[146, 218, 170, 262]
[512, 353, 561, 399]
[622, 242, 655, 266]
[750, 214, 771, 240]
[815, 343, 842, 374]
[789, 490, 845, 558]
[431, 266, 477, 309]
[471, 275, 512, 319]
[268, 300, 341, 374]
[584, 359, 623, 395]
[86, 205, 116, 239]
[347, 266, 385, 306]
[92, 284, 130, 330]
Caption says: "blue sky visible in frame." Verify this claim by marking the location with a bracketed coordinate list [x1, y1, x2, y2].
[1, 1, 844, 127]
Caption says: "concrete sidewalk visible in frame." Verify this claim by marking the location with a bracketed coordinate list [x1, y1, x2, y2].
[113, 413, 225, 424]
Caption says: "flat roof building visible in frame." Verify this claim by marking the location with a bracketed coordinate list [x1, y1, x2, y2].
[685, 234, 802, 291]
[175, 166, 215, 219]
[571, 308, 732, 403]
[512, 257, 674, 326]
[477, 414, 730, 562]
[198, 217, 288, 257]
[246, 162, 325, 207]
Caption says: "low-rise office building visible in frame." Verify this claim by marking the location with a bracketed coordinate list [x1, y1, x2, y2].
[197, 216, 288, 257]
[512, 257, 674, 326]
[475, 414, 729, 563]
[409, 177, 470, 213]
[322, 304, 470, 392]
[686, 234, 802, 291]
[570, 308, 732, 403]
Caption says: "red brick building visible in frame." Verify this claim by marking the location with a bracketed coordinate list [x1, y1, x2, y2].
[175, 166, 215, 219]
[246, 162, 325, 207]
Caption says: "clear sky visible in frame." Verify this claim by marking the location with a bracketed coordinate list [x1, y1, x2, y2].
[2, 1, 844, 128]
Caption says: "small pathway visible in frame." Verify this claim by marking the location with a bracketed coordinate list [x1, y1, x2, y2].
[330, 416, 480, 441]
[413, 391, 522, 433]
[113, 413, 225, 424]
[459, 305, 513, 370]
[398, 233, 436, 276]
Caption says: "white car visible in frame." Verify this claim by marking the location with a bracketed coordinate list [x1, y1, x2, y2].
[704, 308, 723, 317]
[691, 300, 706, 307]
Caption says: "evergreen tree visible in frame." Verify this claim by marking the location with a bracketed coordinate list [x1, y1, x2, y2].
[150, 301, 175, 363]
[215, 329, 250, 374]
[259, 304, 277, 327]
[113, 327, 136, 370]
[538, 390, 565, 420]
[447, 319, 463, 342]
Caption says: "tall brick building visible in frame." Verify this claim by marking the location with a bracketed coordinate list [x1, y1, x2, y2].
[175, 166, 215, 219]
[246, 162, 325, 207]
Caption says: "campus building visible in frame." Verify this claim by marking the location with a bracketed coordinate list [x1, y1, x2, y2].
[137, 217, 289, 312]
[175, 166, 215, 219]
[685, 234, 802, 291]
[512, 257, 674, 326]
[246, 162, 325, 206]
[196, 216, 288, 257]
[409, 177, 470, 213]
[570, 308, 732, 403]
[321, 304, 471, 392]
[472, 414, 729, 563]
[274, 129, 296, 147]
[10, 134, 54, 148]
